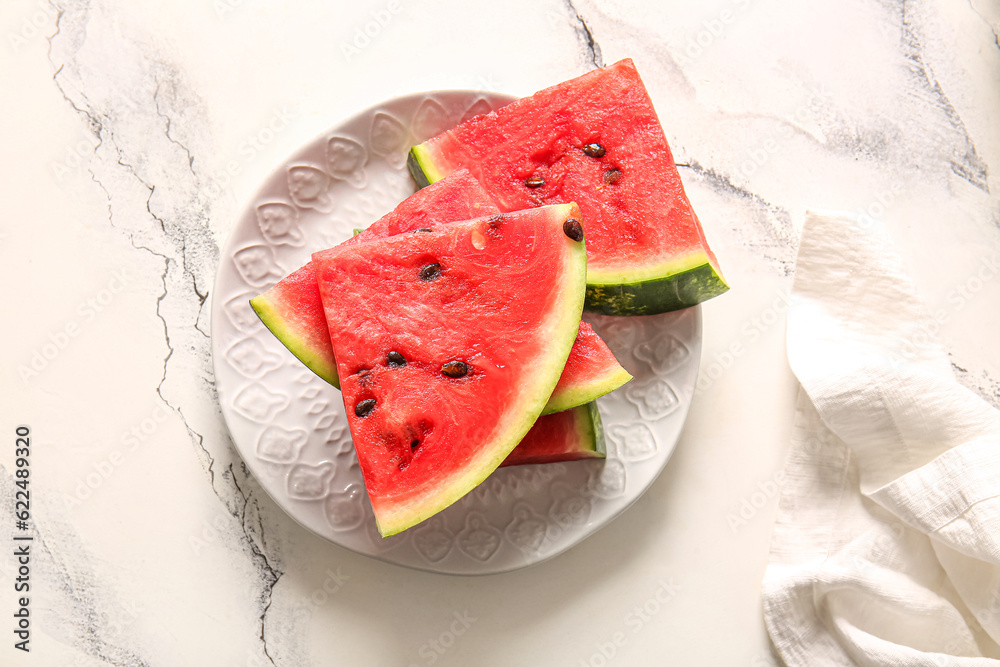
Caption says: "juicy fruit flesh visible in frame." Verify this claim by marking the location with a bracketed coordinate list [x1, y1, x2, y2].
[250, 170, 499, 389]
[312, 205, 587, 535]
[409, 58, 728, 313]
[350, 169, 498, 243]
[410, 59, 703, 273]
[251, 169, 630, 410]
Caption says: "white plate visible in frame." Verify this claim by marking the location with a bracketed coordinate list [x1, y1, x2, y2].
[211, 91, 702, 575]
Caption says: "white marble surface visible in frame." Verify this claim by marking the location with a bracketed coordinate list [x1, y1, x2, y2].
[2, 0, 998, 665]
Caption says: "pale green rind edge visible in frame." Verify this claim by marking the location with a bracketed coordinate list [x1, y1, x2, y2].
[407, 145, 443, 189]
[375, 206, 588, 537]
[541, 365, 633, 415]
[586, 401, 607, 458]
[575, 401, 606, 459]
[249, 295, 341, 388]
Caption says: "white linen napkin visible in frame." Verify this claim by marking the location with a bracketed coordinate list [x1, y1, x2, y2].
[762, 210, 1000, 666]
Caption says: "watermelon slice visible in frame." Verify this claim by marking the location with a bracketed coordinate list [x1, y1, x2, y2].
[501, 402, 605, 467]
[251, 171, 631, 411]
[312, 204, 587, 536]
[408, 58, 728, 316]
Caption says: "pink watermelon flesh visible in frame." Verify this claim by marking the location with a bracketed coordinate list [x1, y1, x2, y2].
[251, 170, 630, 412]
[250, 170, 499, 386]
[312, 205, 587, 536]
[408, 58, 728, 315]
[349, 170, 498, 242]
[501, 402, 605, 467]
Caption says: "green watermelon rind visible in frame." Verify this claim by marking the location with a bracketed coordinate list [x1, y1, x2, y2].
[585, 260, 729, 316]
[249, 292, 341, 386]
[346, 205, 589, 536]
[407, 148, 729, 316]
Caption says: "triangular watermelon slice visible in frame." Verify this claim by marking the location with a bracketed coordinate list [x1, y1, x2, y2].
[501, 402, 605, 467]
[251, 170, 631, 411]
[547, 321, 631, 415]
[312, 204, 587, 536]
[408, 58, 728, 316]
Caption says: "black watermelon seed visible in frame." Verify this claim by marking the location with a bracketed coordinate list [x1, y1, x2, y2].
[441, 361, 469, 378]
[582, 143, 606, 158]
[603, 168, 622, 185]
[413, 228, 432, 233]
[420, 263, 441, 281]
[387, 351, 406, 367]
[563, 218, 584, 242]
[525, 175, 545, 188]
[354, 398, 376, 418]
[410, 439, 420, 450]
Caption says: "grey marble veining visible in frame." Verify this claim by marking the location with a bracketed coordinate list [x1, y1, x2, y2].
[3, 0, 998, 664]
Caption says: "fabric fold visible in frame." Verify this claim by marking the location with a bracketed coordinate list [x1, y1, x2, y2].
[763, 210, 1000, 665]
